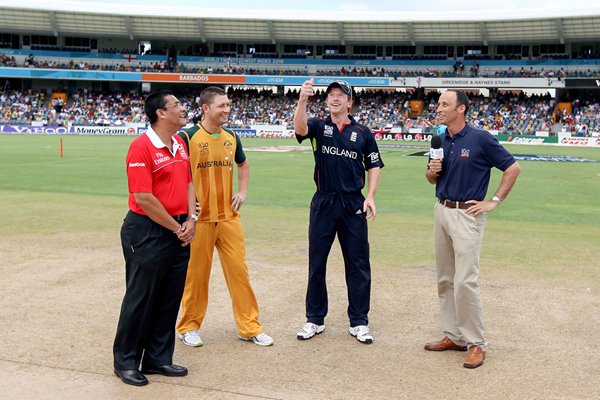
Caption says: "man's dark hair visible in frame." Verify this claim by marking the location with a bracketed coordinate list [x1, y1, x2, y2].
[144, 90, 173, 125]
[199, 86, 227, 107]
[448, 89, 470, 114]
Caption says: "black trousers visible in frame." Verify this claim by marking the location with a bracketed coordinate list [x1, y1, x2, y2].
[113, 211, 189, 370]
[306, 191, 371, 327]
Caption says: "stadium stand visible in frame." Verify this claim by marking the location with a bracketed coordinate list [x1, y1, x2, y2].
[1, 3, 600, 139]
[1, 49, 598, 79]
[2, 88, 599, 136]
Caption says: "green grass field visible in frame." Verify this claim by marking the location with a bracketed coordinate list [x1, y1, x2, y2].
[1, 134, 599, 285]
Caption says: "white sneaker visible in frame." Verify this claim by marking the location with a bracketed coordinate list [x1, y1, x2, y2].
[178, 330, 203, 347]
[349, 325, 373, 344]
[239, 332, 274, 346]
[297, 322, 325, 340]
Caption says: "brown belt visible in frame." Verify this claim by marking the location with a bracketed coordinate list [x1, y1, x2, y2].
[439, 199, 470, 210]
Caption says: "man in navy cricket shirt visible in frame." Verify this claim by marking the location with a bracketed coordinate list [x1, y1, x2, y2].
[293, 79, 384, 344]
[425, 90, 521, 368]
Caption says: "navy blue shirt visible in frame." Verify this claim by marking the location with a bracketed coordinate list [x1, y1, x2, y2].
[297, 115, 384, 193]
[434, 124, 516, 201]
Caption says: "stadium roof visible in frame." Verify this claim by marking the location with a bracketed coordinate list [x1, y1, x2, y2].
[1, 1, 600, 45]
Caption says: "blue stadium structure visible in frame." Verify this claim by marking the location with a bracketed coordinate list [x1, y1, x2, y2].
[1, 1, 600, 144]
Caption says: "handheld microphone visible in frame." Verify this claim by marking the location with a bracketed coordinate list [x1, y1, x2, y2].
[430, 135, 444, 160]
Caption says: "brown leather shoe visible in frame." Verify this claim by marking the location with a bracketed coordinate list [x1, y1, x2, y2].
[424, 336, 467, 351]
[463, 346, 485, 369]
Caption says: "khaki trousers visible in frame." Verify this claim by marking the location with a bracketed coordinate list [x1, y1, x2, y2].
[177, 216, 262, 338]
[434, 202, 488, 350]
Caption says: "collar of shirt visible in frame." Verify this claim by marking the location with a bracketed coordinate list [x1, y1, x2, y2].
[145, 125, 180, 156]
[325, 114, 357, 125]
[444, 123, 469, 139]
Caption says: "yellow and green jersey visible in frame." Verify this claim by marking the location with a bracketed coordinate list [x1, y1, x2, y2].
[179, 124, 246, 222]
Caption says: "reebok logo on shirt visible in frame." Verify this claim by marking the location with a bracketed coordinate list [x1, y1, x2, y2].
[128, 162, 146, 167]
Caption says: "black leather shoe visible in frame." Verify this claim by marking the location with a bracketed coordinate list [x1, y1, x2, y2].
[141, 364, 188, 377]
[114, 369, 149, 386]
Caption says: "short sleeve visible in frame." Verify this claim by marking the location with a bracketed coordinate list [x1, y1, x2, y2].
[234, 133, 247, 164]
[483, 133, 516, 171]
[296, 118, 319, 143]
[363, 128, 385, 170]
[126, 143, 153, 193]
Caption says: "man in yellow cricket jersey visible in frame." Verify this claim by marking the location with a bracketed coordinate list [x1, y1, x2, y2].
[176, 86, 273, 347]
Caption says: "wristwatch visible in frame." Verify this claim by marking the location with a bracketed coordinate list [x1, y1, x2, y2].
[492, 195, 502, 204]
[188, 214, 198, 222]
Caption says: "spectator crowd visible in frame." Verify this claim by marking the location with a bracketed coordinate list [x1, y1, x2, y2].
[1, 88, 599, 136]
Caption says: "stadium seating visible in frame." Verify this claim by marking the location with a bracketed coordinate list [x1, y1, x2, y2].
[2, 88, 599, 135]
[2, 49, 599, 78]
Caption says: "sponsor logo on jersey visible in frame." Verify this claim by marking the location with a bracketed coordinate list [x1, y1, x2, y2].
[198, 141, 209, 156]
[154, 153, 171, 165]
[322, 145, 358, 159]
[177, 144, 188, 159]
[224, 139, 234, 156]
[367, 152, 380, 163]
[324, 125, 334, 137]
[128, 162, 146, 167]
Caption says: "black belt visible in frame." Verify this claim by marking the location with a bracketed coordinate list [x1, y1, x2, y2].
[173, 214, 188, 223]
[439, 199, 470, 210]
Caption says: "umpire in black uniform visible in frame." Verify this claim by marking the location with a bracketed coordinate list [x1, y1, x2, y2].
[294, 79, 384, 344]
